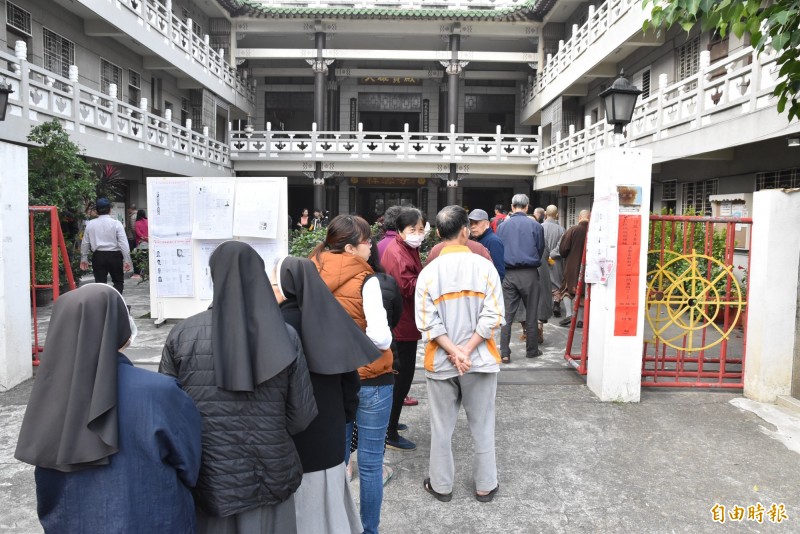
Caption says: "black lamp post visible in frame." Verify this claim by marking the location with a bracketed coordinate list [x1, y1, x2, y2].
[0, 82, 13, 121]
[599, 70, 642, 135]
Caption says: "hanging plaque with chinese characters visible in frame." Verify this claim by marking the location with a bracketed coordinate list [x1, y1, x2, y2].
[358, 76, 422, 86]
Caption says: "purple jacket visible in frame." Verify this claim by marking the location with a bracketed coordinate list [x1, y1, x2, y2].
[378, 230, 397, 261]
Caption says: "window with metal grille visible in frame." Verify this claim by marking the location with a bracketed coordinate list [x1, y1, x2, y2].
[635, 69, 651, 99]
[661, 180, 677, 201]
[755, 168, 800, 190]
[182, 8, 202, 35]
[677, 37, 700, 81]
[43, 28, 74, 79]
[7, 2, 32, 35]
[681, 179, 717, 216]
[567, 197, 577, 227]
[128, 69, 141, 106]
[100, 58, 122, 96]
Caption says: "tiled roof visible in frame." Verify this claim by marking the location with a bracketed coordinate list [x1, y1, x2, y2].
[219, 0, 548, 21]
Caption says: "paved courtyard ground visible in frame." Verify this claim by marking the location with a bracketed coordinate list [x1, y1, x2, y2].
[2, 277, 799, 533]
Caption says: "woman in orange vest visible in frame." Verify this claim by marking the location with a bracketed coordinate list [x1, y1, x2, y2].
[311, 215, 394, 534]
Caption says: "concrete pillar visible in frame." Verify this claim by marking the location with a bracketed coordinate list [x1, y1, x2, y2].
[586, 147, 652, 402]
[313, 32, 326, 130]
[447, 33, 460, 132]
[0, 141, 32, 391]
[447, 166, 458, 206]
[744, 189, 800, 402]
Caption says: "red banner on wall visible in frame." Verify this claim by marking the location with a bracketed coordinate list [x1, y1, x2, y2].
[614, 214, 642, 336]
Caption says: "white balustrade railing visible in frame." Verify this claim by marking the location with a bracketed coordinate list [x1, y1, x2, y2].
[0, 44, 230, 170]
[537, 46, 782, 174]
[521, 0, 636, 104]
[230, 124, 538, 163]
[111, 0, 255, 105]
[250, 0, 529, 9]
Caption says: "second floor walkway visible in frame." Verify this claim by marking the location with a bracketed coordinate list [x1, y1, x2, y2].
[1, 46, 231, 177]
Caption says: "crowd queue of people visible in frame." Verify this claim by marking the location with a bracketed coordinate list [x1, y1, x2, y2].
[16, 195, 589, 534]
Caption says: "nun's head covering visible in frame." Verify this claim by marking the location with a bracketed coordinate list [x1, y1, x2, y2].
[277, 256, 382, 374]
[15, 284, 132, 472]
[209, 241, 296, 392]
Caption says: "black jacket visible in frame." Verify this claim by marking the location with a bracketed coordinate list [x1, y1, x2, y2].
[373, 272, 403, 329]
[160, 310, 317, 518]
[280, 300, 360, 473]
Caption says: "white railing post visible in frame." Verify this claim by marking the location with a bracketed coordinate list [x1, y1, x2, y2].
[107, 83, 120, 142]
[14, 41, 30, 119]
[185, 18, 194, 58]
[68, 65, 80, 125]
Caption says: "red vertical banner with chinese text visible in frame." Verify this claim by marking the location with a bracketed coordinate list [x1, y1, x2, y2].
[614, 215, 642, 336]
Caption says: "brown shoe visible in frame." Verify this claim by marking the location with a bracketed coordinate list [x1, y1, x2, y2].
[519, 323, 527, 341]
[537, 322, 544, 344]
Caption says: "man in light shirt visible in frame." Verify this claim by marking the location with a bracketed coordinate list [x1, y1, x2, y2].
[416, 205, 504, 504]
[80, 198, 132, 293]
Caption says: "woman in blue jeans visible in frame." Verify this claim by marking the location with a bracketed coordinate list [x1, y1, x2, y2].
[312, 215, 395, 534]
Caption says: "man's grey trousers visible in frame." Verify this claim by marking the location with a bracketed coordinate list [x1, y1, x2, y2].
[426, 372, 498, 494]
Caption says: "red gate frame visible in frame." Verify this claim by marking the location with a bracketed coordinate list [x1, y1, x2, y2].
[30, 206, 77, 365]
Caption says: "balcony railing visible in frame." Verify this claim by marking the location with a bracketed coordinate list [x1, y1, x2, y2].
[521, 0, 637, 104]
[537, 47, 782, 175]
[250, 0, 529, 9]
[101, 0, 255, 106]
[230, 125, 538, 164]
[1, 44, 230, 172]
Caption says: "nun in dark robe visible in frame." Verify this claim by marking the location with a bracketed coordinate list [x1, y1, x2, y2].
[275, 256, 384, 534]
[160, 241, 318, 534]
[15, 283, 202, 534]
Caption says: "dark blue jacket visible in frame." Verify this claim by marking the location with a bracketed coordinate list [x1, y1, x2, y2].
[496, 212, 545, 268]
[476, 227, 506, 280]
[35, 355, 202, 534]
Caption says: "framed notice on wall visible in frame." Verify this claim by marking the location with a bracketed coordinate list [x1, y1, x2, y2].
[147, 177, 288, 323]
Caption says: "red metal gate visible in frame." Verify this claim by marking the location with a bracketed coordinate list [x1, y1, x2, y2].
[643, 215, 751, 388]
[564, 215, 751, 388]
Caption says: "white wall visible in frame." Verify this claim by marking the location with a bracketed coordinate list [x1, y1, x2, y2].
[0, 141, 32, 391]
[744, 190, 800, 402]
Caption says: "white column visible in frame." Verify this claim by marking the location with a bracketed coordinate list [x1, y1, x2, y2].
[586, 147, 652, 402]
[744, 190, 800, 402]
[0, 142, 32, 391]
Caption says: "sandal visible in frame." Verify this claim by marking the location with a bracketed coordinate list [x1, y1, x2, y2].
[423, 478, 452, 502]
[476, 484, 499, 503]
[501, 355, 511, 364]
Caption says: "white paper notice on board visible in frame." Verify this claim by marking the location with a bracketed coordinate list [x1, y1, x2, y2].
[233, 181, 280, 239]
[193, 181, 235, 239]
[151, 180, 192, 238]
[152, 237, 195, 297]
[197, 240, 225, 300]
[585, 193, 619, 284]
[241, 239, 283, 277]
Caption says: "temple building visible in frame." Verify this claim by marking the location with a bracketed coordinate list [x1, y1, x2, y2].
[2, 0, 798, 224]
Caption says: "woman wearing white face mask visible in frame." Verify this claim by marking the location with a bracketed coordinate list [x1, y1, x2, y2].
[380, 207, 425, 451]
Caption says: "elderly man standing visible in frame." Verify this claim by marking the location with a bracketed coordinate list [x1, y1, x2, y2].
[80, 198, 132, 294]
[542, 205, 566, 317]
[496, 194, 545, 361]
[468, 208, 504, 281]
[416, 205, 504, 503]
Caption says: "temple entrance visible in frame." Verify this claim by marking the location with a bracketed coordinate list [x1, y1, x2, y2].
[462, 188, 515, 215]
[358, 189, 417, 224]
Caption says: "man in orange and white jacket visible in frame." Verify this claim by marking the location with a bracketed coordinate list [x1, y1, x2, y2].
[415, 205, 505, 504]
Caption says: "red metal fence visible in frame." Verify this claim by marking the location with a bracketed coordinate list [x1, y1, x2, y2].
[563, 215, 751, 388]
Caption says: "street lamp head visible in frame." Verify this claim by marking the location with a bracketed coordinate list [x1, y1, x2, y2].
[0, 82, 14, 122]
[599, 69, 642, 134]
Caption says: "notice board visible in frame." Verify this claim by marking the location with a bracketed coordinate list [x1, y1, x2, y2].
[146, 176, 288, 323]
